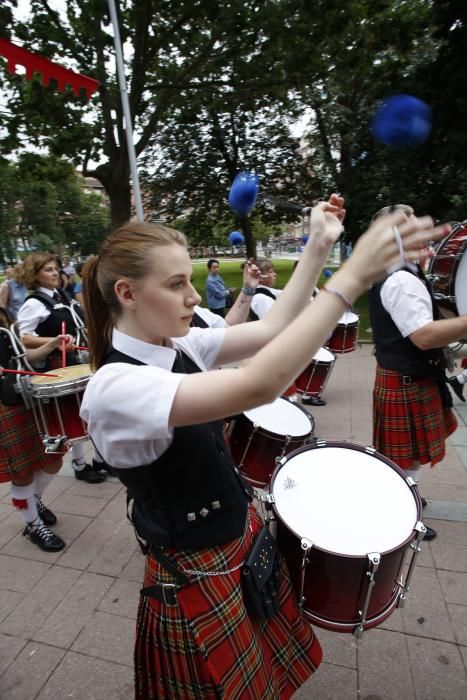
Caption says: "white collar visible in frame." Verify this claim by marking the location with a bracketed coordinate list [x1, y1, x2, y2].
[112, 328, 176, 369]
[37, 286, 55, 297]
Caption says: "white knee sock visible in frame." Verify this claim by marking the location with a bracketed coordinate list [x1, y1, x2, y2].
[33, 469, 54, 498]
[11, 483, 41, 525]
[71, 442, 87, 471]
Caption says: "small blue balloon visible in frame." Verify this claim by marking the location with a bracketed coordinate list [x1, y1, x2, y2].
[228, 171, 260, 216]
[302, 235, 309, 245]
[228, 231, 245, 245]
[371, 94, 432, 148]
[323, 268, 333, 278]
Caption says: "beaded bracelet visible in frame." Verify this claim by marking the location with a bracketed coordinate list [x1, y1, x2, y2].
[241, 287, 256, 296]
[322, 286, 354, 312]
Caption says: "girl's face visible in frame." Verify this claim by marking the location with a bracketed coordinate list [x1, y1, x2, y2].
[116, 244, 202, 344]
[36, 261, 60, 290]
[262, 266, 277, 288]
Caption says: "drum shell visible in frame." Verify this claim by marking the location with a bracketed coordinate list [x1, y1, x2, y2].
[327, 321, 359, 354]
[428, 223, 467, 318]
[295, 349, 335, 396]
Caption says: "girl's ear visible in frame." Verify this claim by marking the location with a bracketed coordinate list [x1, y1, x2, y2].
[114, 278, 136, 309]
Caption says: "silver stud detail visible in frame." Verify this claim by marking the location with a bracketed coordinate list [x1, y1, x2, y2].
[187, 512, 196, 522]
[200, 507, 209, 518]
[211, 500, 221, 510]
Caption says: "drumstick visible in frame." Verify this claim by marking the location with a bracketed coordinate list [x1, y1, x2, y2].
[61, 321, 66, 368]
[0, 368, 60, 378]
[74, 346, 89, 351]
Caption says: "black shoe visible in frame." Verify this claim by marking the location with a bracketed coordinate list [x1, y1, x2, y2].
[73, 462, 106, 483]
[35, 496, 57, 526]
[301, 396, 327, 406]
[448, 376, 465, 402]
[23, 522, 66, 552]
[421, 497, 427, 509]
[423, 526, 437, 541]
[91, 458, 111, 477]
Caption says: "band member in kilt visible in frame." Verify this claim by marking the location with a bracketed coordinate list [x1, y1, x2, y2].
[0, 312, 68, 551]
[80, 204, 443, 699]
[369, 204, 467, 541]
[17, 252, 106, 484]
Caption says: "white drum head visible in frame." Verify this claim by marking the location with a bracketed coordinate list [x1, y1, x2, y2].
[272, 446, 418, 555]
[313, 347, 335, 363]
[244, 397, 312, 437]
[455, 247, 467, 315]
[337, 310, 359, 325]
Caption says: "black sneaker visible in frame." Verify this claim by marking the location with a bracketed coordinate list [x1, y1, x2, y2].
[35, 496, 57, 526]
[73, 462, 106, 483]
[92, 458, 111, 477]
[448, 376, 465, 402]
[301, 396, 327, 406]
[23, 522, 66, 552]
[423, 526, 437, 541]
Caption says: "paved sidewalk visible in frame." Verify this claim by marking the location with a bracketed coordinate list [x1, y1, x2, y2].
[1, 345, 466, 699]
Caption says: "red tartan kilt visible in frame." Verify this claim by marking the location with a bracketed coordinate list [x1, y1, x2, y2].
[0, 402, 62, 483]
[373, 365, 457, 469]
[135, 505, 322, 699]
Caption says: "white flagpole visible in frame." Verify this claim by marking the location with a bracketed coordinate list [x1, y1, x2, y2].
[107, 0, 144, 222]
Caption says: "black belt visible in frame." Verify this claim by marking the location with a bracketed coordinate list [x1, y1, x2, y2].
[140, 544, 191, 607]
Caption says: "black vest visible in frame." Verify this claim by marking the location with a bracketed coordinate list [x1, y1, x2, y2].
[249, 286, 278, 321]
[105, 347, 252, 550]
[28, 289, 85, 338]
[190, 311, 209, 329]
[368, 266, 447, 379]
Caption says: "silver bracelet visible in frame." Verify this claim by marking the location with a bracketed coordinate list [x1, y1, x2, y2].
[241, 287, 255, 296]
[322, 286, 354, 311]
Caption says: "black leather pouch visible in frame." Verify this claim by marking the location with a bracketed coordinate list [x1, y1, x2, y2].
[242, 525, 281, 619]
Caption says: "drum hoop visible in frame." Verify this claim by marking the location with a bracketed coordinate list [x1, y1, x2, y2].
[243, 398, 315, 439]
[429, 223, 467, 275]
[30, 375, 91, 397]
[269, 440, 422, 559]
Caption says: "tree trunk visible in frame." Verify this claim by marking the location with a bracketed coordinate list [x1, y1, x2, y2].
[239, 216, 256, 258]
[93, 159, 132, 230]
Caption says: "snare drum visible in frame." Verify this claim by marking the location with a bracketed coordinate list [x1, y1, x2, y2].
[428, 222, 467, 318]
[294, 347, 336, 397]
[270, 442, 425, 637]
[327, 311, 359, 353]
[29, 364, 92, 452]
[228, 397, 314, 487]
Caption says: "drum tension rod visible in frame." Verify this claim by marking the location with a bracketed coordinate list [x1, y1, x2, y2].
[299, 538, 314, 609]
[398, 522, 426, 608]
[354, 552, 381, 639]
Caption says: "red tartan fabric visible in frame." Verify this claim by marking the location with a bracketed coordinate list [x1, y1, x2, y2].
[0, 402, 61, 483]
[373, 365, 457, 469]
[135, 506, 322, 699]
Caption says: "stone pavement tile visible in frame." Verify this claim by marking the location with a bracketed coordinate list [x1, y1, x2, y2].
[357, 629, 416, 700]
[2, 566, 81, 638]
[40, 474, 74, 502]
[0, 641, 64, 700]
[88, 521, 138, 577]
[0, 481, 11, 500]
[460, 645, 467, 670]
[292, 661, 357, 699]
[0, 512, 23, 549]
[2, 513, 92, 564]
[97, 579, 140, 619]
[438, 570, 467, 606]
[53, 492, 108, 518]
[415, 539, 435, 568]
[447, 603, 467, 645]
[119, 551, 146, 583]
[36, 650, 133, 700]
[379, 606, 405, 633]
[313, 627, 357, 669]
[0, 502, 14, 522]
[0, 555, 50, 594]
[0, 633, 27, 676]
[424, 520, 467, 545]
[65, 478, 122, 499]
[431, 542, 467, 573]
[0, 589, 23, 623]
[95, 490, 126, 523]
[407, 636, 467, 700]
[71, 610, 134, 666]
[57, 517, 119, 570]
[423, 483, 467, 503]
[33, 572, 113, 648]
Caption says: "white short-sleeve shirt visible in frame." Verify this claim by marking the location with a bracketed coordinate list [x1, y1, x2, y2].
[250, 286, 280, 320]
[80, 326, 225, 469]
[193, 305, 226, 328]
[17, 287, 55, 335]
[380, 268, 433, 338]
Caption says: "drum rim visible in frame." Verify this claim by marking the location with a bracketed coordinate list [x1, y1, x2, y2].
[243, 396, 315, 439]
[270, 440, 423, 559]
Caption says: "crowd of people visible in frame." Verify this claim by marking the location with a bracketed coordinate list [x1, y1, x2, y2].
[1, 197, 465, 698]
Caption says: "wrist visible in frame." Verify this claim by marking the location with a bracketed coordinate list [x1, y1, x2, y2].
[241, 287, 255, 296]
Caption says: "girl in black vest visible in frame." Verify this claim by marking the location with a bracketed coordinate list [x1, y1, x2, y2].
[0, 309, 67, 551]
[17, 253, 106, 484]
[79, 205, 443, 699]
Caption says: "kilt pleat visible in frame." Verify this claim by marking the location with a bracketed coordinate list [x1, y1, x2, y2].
[373, 365, 457, 468]
[135, 507, 322, 699]
[0, 402, 61, 483]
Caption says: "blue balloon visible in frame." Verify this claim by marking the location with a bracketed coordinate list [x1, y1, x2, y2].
[228, 231, 245, 245]
[371, 94, 432, 148]
[228, 171, 260, 216]
[323, 268, 333, 278]
[302, 235, 309, 245]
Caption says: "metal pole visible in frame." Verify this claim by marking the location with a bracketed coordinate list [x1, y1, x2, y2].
[107, 0, 144, 222]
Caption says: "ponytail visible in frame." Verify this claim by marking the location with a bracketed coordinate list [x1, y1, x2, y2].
[82, 256, 112, 371]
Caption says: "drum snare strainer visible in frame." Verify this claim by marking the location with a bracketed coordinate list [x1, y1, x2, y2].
[267, 441, 426, 637]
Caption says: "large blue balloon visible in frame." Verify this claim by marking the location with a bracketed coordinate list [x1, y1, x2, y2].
[228, 171, 259, 216]
[228, 231, 245, 245]
[371, 94, 432, 147]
